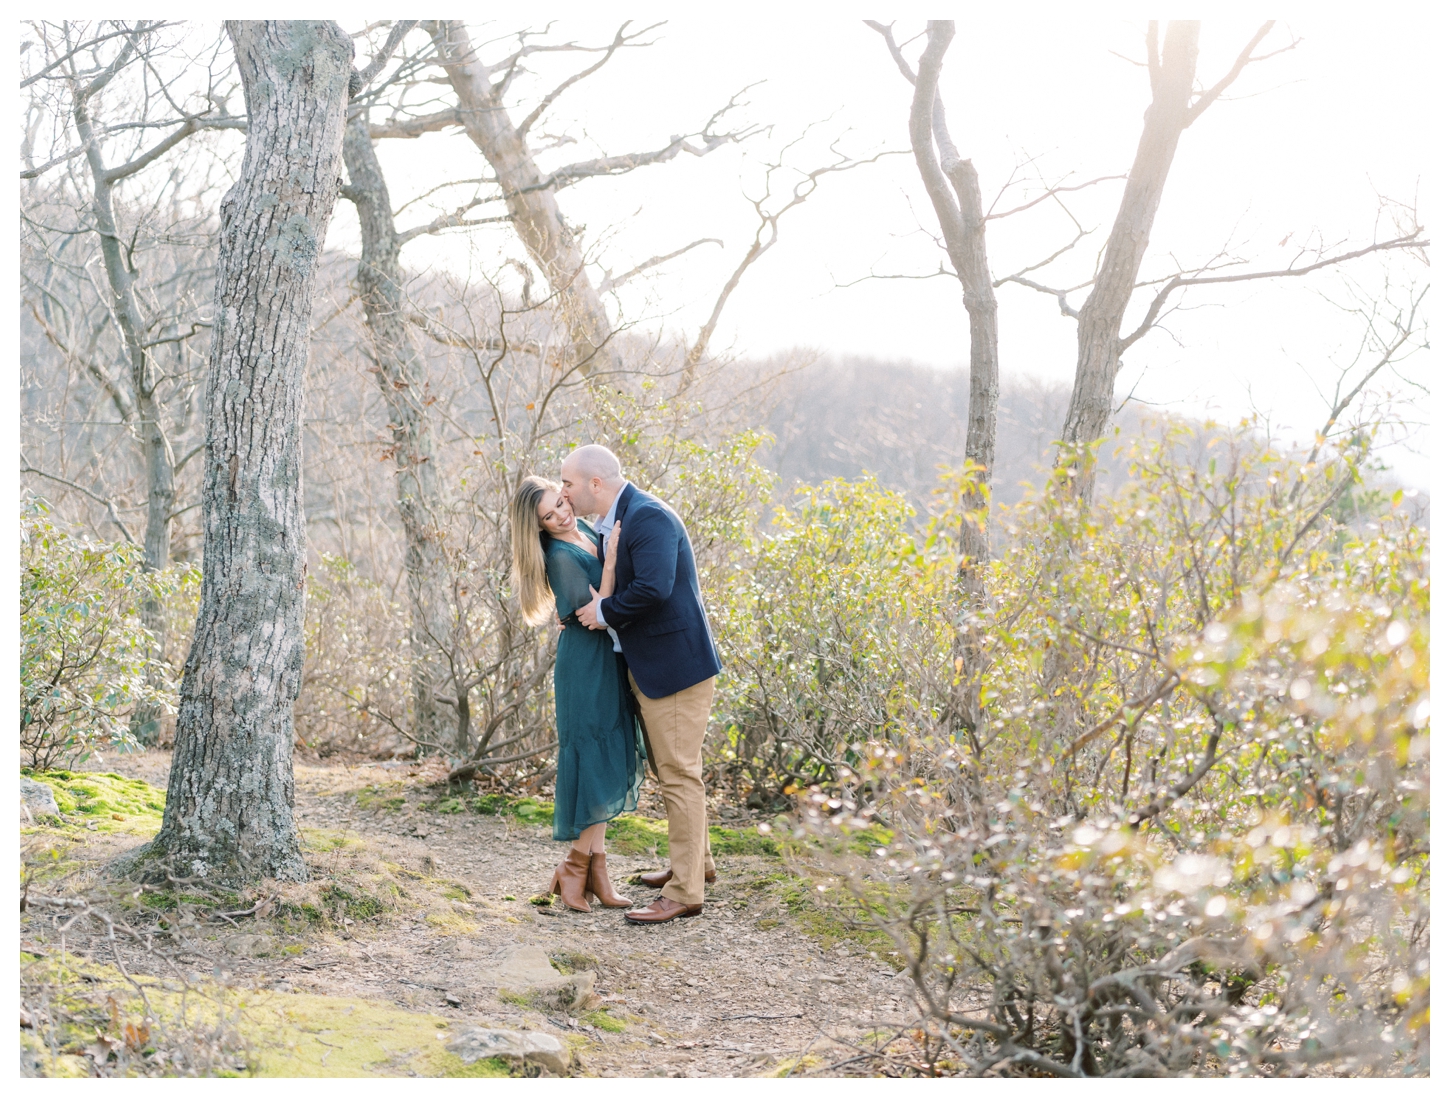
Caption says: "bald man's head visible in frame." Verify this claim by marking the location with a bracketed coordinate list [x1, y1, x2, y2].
[560, 444, 625, 516]
[567, 444, 621, 481]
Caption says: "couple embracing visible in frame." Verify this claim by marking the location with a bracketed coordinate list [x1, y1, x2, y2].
[509, 445, 721, 925]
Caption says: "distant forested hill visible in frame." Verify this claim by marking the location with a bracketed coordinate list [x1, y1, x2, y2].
[751, 356, 1131, 515]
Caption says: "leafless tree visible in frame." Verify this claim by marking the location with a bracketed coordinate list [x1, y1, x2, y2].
[20, 20, 245, 737]
[869, 20, 1428, 506]
[335, 21, 470, 752]
[866, 20, 998, 573]
[351, 20, 753, 380]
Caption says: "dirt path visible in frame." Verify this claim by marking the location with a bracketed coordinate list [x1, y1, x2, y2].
[22, 751, 916, 1077]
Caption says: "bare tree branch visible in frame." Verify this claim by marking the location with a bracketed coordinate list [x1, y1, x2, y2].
[369, 107, 462, 141]
[395, 201, 511, 245]
[21, 465, 136, 544]
[353, 20, 419, 94]
[600, 237, 723, 293]
[1183, 21, 1280, 127]
[514, 22, 663, 140]
[864, 20, 918, 84]
[985, 175, 1126, 221]
[683, 143, 901, 383]
[1119, 231, 1427, 353]
[20, 23, 158, 89]
[1002, 275, 1082, 318]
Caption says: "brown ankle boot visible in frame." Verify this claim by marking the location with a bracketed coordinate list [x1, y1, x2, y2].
[550, 848, 593, 912]
[586, 852, 632, 908]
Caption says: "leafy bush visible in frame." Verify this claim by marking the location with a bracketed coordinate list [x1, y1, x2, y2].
[19, 499, 177, 770]
[744, 424, 1427, 1076]
[711, 475, 957, 799]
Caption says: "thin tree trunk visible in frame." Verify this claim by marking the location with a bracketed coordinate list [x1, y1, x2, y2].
[892, 22, 1001, 567]
[906, 22, 1000, 756]
[427, 20, 621, 377]
[341, 112, 457, 754]
[144, 20, 354, 884]
[74, 86, 176, 742]
[1060, 21, 1199, 499]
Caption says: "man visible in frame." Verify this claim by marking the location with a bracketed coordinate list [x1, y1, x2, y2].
[562, 444, 722, 924]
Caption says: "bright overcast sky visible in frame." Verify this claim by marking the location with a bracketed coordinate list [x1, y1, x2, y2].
[326, 8, 1435, 487]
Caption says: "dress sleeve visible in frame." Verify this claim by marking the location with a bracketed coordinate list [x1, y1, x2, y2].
[545, 547, 593, 622]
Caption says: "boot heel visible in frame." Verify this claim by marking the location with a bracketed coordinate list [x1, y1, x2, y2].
[552, 849, 594, 912]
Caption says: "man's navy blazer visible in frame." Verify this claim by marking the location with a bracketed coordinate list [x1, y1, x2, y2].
[598, 483, 722, 699]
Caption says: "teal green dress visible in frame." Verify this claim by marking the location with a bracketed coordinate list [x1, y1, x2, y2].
[544, 522, 647, 841]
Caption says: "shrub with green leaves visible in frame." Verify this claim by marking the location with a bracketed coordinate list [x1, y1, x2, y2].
[20, 498, 174, 770]
[710, 474, 958, 800]
[755, 424, 1427, 1076]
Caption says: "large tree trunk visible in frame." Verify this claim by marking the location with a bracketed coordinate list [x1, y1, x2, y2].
[427, 20, 621, 377]
[74, 89, 176, 742]
[144, 20, 354, 884]
[341, 112, 457, 754]
[1060, 21, 1199, 499]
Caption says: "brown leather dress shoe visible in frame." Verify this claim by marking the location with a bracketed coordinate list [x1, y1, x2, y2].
[636, 866, 717, 889]
[550, 848, 593, 912]
[624, 897, 703, 924]
[586, 852, 632, 908]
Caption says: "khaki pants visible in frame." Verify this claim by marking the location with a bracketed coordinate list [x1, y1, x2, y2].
[628, 670, 715, 906]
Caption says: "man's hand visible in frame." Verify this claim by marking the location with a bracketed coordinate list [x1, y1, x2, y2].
[576, 585, 607, 630]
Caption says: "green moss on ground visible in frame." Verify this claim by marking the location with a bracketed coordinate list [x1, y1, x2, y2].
[20, 953, 520, 1078]
[22, 770, 166, 837]
[248, 990, 488, 1077]
[453, 791, 785, 858]
[604, 813, 668, 854]
[424, 909, 477, 935]
[354, 783, 407, 813]
[443, 1055, 514, 1078]
[774, 1053, 825, 1076]
[21, 952, 248, 1077]
[300, 828, 364, 853]
[742, 870, 901, 959]
[413, 785, 824, 865]
[549, 950, 596, 975]
[581, 1008, 627, 1033]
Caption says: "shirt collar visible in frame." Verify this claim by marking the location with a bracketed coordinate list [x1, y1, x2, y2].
[599, 480, 630, 532]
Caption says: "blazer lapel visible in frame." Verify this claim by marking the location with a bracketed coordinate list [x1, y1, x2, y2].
[614, 482, 637, 523]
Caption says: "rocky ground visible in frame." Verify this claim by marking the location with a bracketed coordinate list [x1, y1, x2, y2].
[21, 750, 921, 1078]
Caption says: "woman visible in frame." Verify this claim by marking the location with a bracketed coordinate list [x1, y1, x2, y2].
[509, 475, 646, 912]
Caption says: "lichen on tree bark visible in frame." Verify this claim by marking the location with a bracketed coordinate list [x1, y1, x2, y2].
[142, 20, 354, 884]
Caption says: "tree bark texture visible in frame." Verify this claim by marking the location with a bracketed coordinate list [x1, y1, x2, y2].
[148, 20, 354, 884]
[1060, 21, 1199, 498]
[428, 20, 622, 378]
[341, 112, 457, 753]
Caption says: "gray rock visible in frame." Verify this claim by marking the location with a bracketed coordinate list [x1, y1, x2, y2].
[447, 1028, 569, 1075]
[480, 945, 597, 1012]
[222, 933, 275, 958]
[20, 779, 59, 822]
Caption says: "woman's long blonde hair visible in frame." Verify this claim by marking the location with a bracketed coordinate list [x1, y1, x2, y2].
[509, 475, 560, 627]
